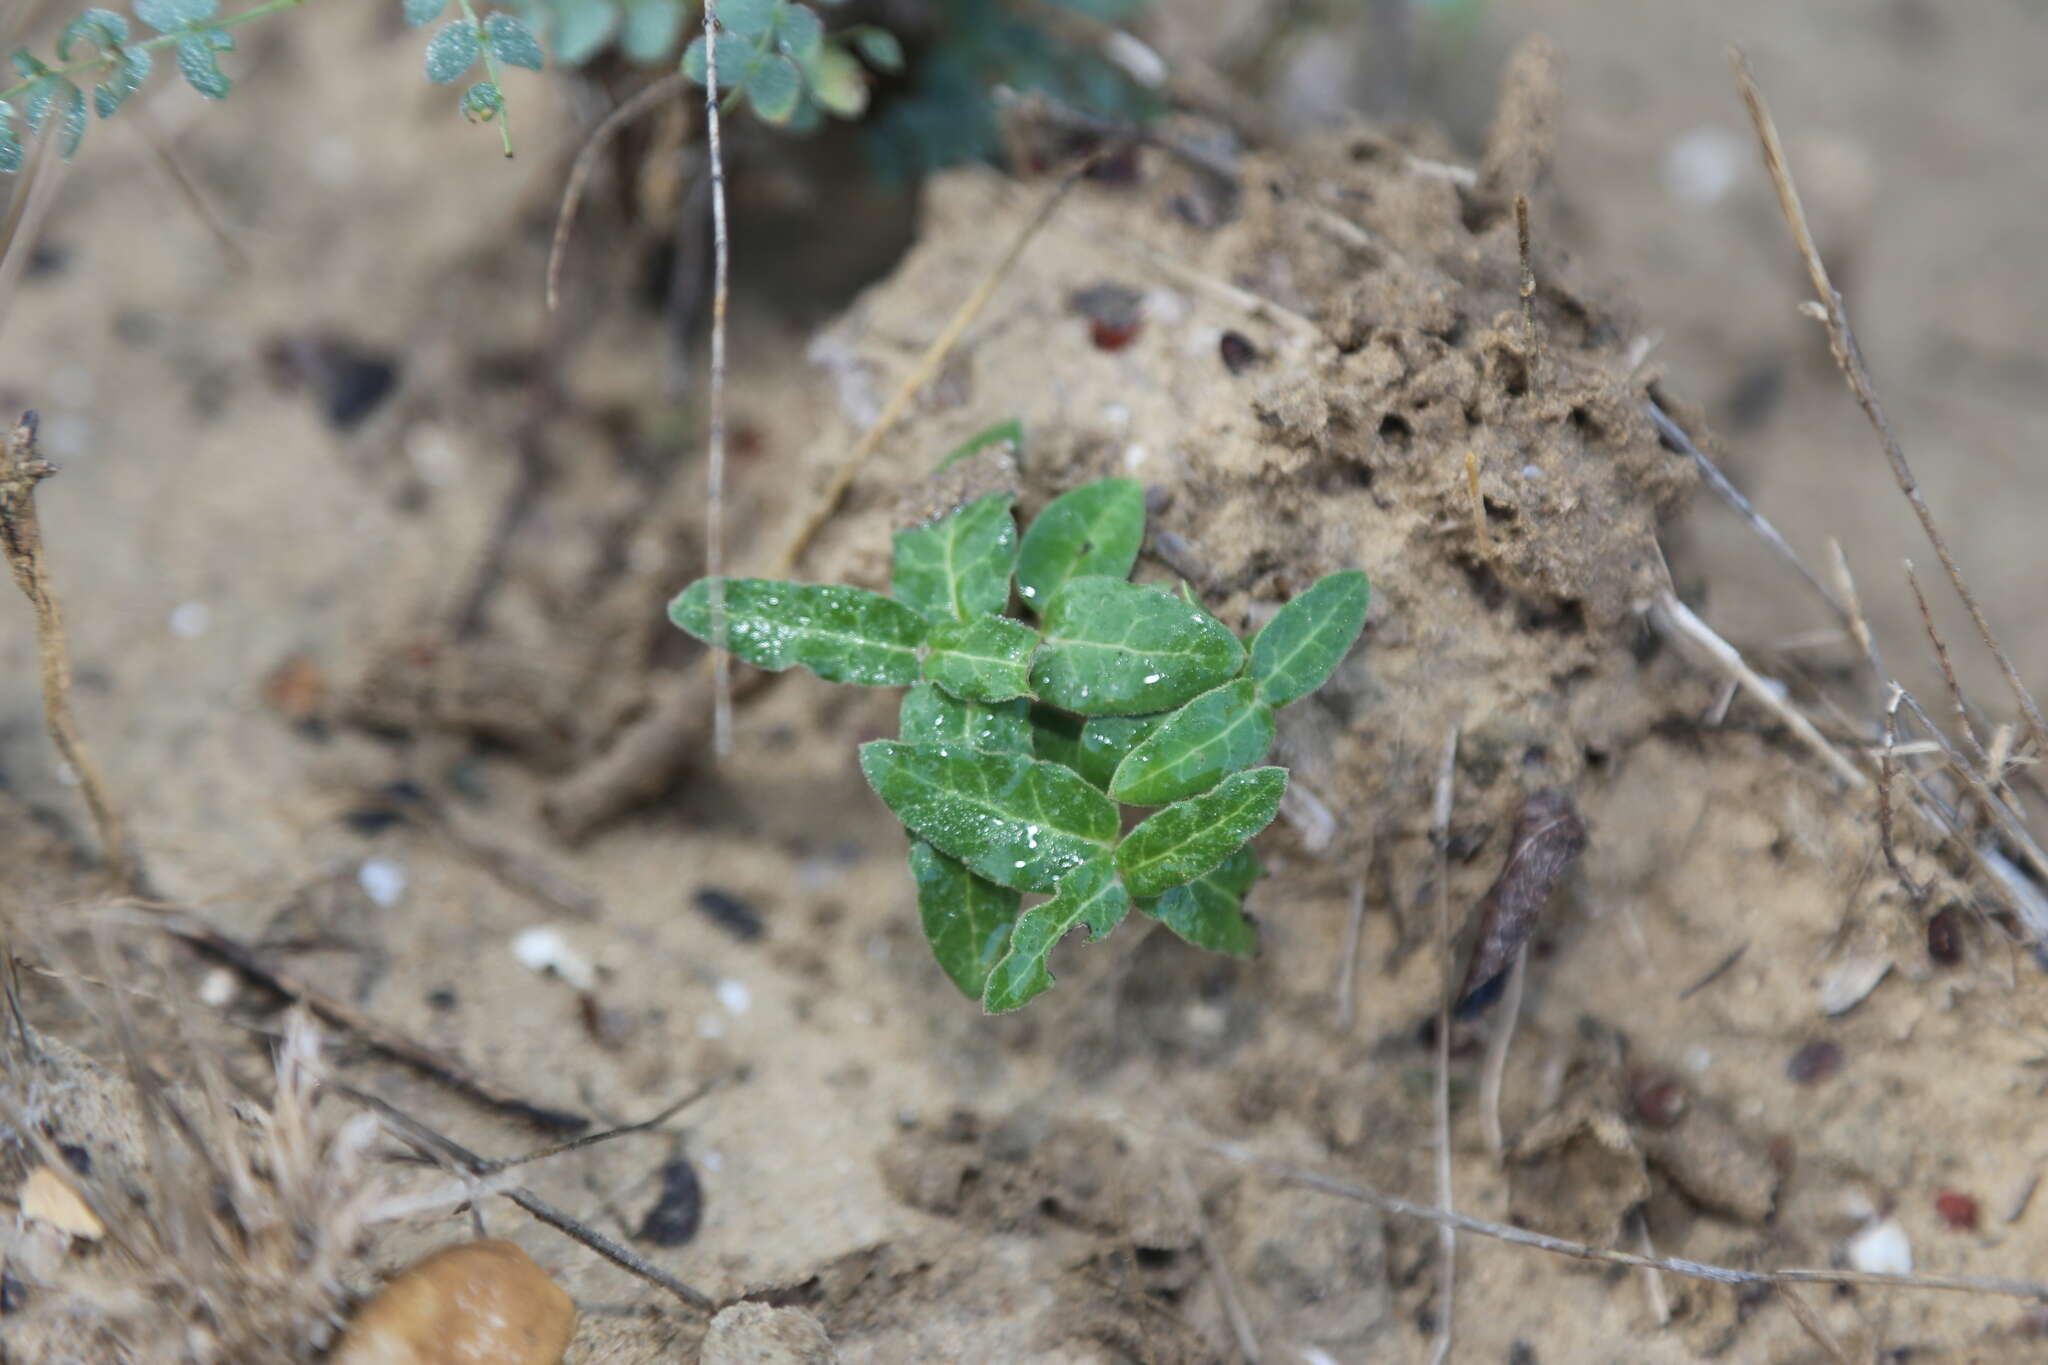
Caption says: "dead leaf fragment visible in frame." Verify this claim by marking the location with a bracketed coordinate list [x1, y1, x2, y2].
[19, 1165, 103, 1241]
[331, 1239, 575, 1365]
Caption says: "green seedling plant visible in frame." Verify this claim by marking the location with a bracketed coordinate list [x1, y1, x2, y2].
[669, 430, 1370, 1013]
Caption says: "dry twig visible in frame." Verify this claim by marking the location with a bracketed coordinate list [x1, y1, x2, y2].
[1477, 946, 1526, 1160]
[702, 0, 735, 758]
[1166, 1151, 1259, 1363]
[1905, 557, 1991, 776]
[1427, 727, 1458, 1365]
[1334, 874, 1366, 1030]
[547, 73, 689, 313]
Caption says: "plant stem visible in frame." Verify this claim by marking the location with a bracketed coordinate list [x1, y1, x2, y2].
[701, 0, 732, 757]
[455, 0, 513, 157]
[0, 0, 317, 106]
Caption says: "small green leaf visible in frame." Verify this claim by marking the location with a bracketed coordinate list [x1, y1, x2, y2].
[911, 841, 1021, 1000]
[1015, 477, 1145, 612]
[669, 577, 928, 686]
[891, 491, 1017, 624]
[1251, 569, 1371, 707]
[460, 79, 504, 120]
[900, 683, 1031, 755]
[484, 11, 546, 68]
[403, 0, 446, 26]
[1109, 679, 1275, 805]
[10, 52, 48, 81]
[0, 106, 20, 174]
[924, 615, 1038, 703]
[1116, 767, 1287, 899]
[175, 30, 231, 98]
[423, 19, 478, 82]
[1029, 705, 1084, 771]
[1030, 577, 1245, 716]
[57, 10, 129, 60]
[982, 857, 1129, 1013]
[1074, 714, 1163, 789]
[134, 0, 216, 32]
[1136, 845, 1260, 957]
[774, 1, 821, 57]
[94, 48, 150, 118]
[934, 418, 1022, 473]
[681, 31, 755, 89]
[859, 740, 1118, 892]
[26, 79, 86, 155]
[715, 0, 777, 39]
[742, 51, 801, 121]
[619, 0, 682, 61]
[799, 41, 865, 117]
[848, 24, 901, 72]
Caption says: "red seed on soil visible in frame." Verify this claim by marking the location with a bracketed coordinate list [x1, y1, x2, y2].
[1090, 318, 1142, 351]
[1629, 1071, 1687, 1129]
[1786, 1040, 1843, 1085]
[1927, 906, 1962, 965]
[1935, 1189, 1980, 1230]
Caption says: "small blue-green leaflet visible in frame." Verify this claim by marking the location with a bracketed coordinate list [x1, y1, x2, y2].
[1250, 569, 1371, 707]
[1030, 577, 1244, 716]
[1115, 766, 1287, 899]
[799, 43, 864, 117]
[175, 30, 232, 99]
[1014, 477, 1145, 612]
[1135, 844, 1261, 957]
[890, 491, 1017, 624]
[0, 106, 20, 174]
[910, 841, 1021, 1001]
[715, 0, 779, 39]
[56, 10, 128, 60]
[670, 578, 928, 687]
[423, 19, 479, 82]
[982, 857, 1129, 1013]
[774, 2, 821, 58]
[484, 12, 545, 69]
[859, 740, 1117, 893]
[619, 0, 683, 61]
[460, 80, 504, 121]
[848, 24, 902, 73]
[134, 0, 217, 32]
[403, 0, 446, 26]
[742, 52, 801, 121]
[681, 32, 756, 90]
[922, 615, 1038, 703]
[1108, 679, 1274, 806]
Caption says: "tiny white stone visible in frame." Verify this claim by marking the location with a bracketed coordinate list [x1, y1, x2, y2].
[1142, 287, 1188, 325]
[197, 967, 238, 1009]
[1299, 1350, 1341, 1365]
[699, 1149, 723, 1172]
[1101, 29, 1167, 88]
[512, 925, 596, 991]
[1102, 401, 1131, 429]
[1818, 955, 1892, 1017]
[168, 601, 211, 638]
[53, 760, 79, 788]
[1685, 1045, 1714, 1074]
[1664, 126, 1745, 206]
[357, 857, 406, 907]
[1846, 1217, 1913, 1276]
[715, 979, 752, 1016]
[1123, 443, 1149, 471]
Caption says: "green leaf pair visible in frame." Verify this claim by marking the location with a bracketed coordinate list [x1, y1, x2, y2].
[668, 435, 1372, 1013]
[678, 0, 897, 131]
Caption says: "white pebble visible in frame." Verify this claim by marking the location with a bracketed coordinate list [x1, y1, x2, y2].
[1664, 126, 1745, 206]
[1101, 29, 1167, 88]
[1142, 287, 1188, 325]
[1846, 1217, 1913, 1275]
[699, 1149, 723, 1172]
[197, 968, 238, 1008]
[1123, 443, 1150, 471]
[1818, 955, 1892, 1016]
[357, 857, 406, 908]
[168, 601, 211, 638]
[1685, 1045, 1714, 1074]
[715, 979, 752, 1016]
[511, 925, 595, 991]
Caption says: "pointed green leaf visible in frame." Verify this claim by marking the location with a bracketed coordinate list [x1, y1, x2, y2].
[934, 418, 1022, 473]
[1251, 569, 1371, 707]
[681, 31, 753, 89]
[774, 2, 821, 58]
[923, 615, 1037, 702]
[94, 48, 150, 118]
[716, 0, 777, 39]
[484, 11, 546, 68]
[460, 79, 504, 121]
[1116, 767, 1287, 899]
[423, 19, 477, 82]
[859, 740, 1117, 892]
[175, 32, 230, 98]
[134, 0, 216, 32]
[890, 491, 1016, 624]
[800, 42, 865, 117]
[1015, 478, 1145, 612]
[742, 52, 801, 121]
[1074, 714, 1163, 789]
[982, 857, 1129, 1013]
[57, 10, 129, 60]
[1029, 704, 1084, 770]
[1108, 680, 1275, 805]
[669, 577, 927, 686]
[900, 683, 1031, 755]
[403, 0, 446, 27]
[1136, 844, 1261, 957]
[1030, 577, 1244, 716]
[849, 24, 901, 72]
[911, 841, 1020, 1000]
[0, 107, 20, 174]
[619, 0, 682, 61]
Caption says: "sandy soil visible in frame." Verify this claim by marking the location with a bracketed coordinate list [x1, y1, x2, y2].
[3, 2, 2047, 1363]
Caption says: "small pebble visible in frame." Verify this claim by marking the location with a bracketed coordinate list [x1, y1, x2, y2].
[1786, 1039, 1843, 1085]
[1926, 907, 1962, 965]
[1818, 955, 1891, 1016]
[1664, 126, 1745, 206]
[1935, 1189, 1980, 1231]
[700, 1303, 837, 1365]
[715, 979, 752, 1016]
[331, 1239, 575, 1365]
[197, 967, 238, 1009]
[357, 858, 407, 908]
[261, 655, 329, 723]
[1845, 1217, 1912, 1275]
[168, 602, 211, 639]
[512, 927, 596, 992]
[634, 1156, 704, 1248]
[694, 887, 764, 942]
[20, 1166, 103, 1241]
[1218, 330, 1259, 374]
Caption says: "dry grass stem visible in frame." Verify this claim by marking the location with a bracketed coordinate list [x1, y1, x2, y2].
[1, 412, 140, 891]
[1777, 1283, 1855, 1365]
[1334, 874, 1367, 1030]
[1733, 49, 2048, 762]
[1427, 726, 1458, 1365]
[1477, 945, 1527, 1159]
[703, 0, 734, 758]
[1514, 194, 1538, 380]
[546, 73, 689, 313]
[1166, 1151, 1260, 1363]
[1905, 557, 1991, 775]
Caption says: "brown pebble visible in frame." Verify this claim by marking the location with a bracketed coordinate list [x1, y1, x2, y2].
[1786, 1040, 1843, 1085]
[1935, 1189, 1980, 1231]
[1628, 1071, 1687, 1129]
[262, 654, 329, 724]
[331, 1239, 575, 1365]
[1219, 331, 1260, 374]
[1926, 907, 1961, 965]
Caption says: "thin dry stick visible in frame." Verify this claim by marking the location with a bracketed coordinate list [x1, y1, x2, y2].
[1905, 557, 1991, 775]
[1166, 1150, 1260, 1364]
[157, 910, 587, 1133]
[1463, 448, 1493, 559]
[1514, 193, 1538, 379]
[1878, 684, 1925, 903]
[1477, 944, 1527, 1160]
[546, 73, 690, 313]
[1427, 726, 1458, 1365]
[1631, 1209, 1672, 1328]
[772, 163, 1097, 578]
[1190, 1138, 2048, 1301]
[702, 0, 733, 758]
[1, 412, 139, 890]
[1777, 1283, 1855, 1365]
[329, 1080, 715, 1314]
[1334, 874, 1367, 1030]
[126, 110, 247, 269]
[1733, 50, 2048, 762]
